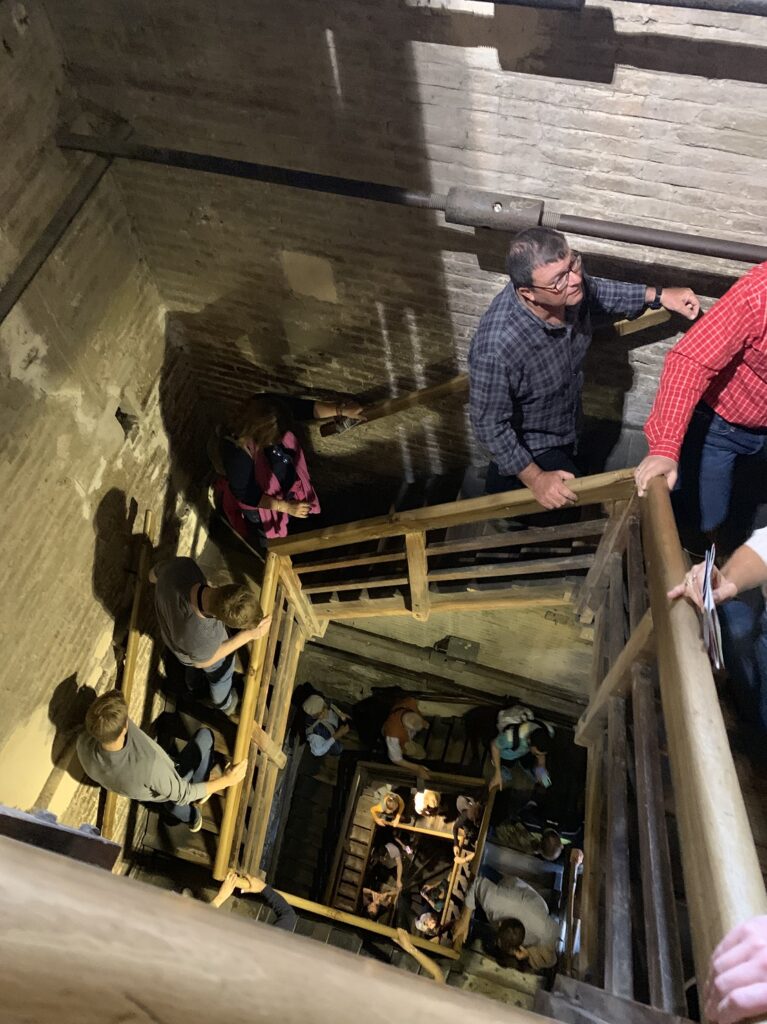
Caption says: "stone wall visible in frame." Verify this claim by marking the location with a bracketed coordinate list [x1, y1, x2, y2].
[0, 2, 208, 822]
[45, 0, 767, 484]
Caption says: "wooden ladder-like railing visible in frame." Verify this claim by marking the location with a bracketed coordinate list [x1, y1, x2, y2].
[214, 469, 637, 880]
[573, 479, 767, 1015]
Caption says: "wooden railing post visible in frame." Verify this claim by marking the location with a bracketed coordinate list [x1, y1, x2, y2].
[632, 664, 687, 1015]
[405, 532, 429, 621]
[604, 696, 633, 998]
[213, 551, 280, 880]
[102, 508, 154, 843]
[641, 479, 767, 984]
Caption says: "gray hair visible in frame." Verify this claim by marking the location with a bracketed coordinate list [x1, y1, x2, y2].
[506, 227, 569, 288]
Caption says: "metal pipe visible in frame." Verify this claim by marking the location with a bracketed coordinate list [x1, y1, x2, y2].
[0, 152, 112, 327]
[485, 0, 767, 14]
[548, 211, 767, 265]
[56, 132, 767, 266]
[56, 132, 445, 210]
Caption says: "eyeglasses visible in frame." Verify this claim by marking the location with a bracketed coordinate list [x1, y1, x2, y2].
[533, 251, 583, 294]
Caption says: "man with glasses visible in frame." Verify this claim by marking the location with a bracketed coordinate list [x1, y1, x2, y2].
[469, 227, 699, 509]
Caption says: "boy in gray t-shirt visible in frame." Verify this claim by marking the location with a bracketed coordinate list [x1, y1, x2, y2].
[151, 557, 270, 715]
[77, 690, 247, 832]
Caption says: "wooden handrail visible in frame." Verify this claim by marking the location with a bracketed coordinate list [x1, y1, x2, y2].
[269, 469, 637, 556]
[273, 890, 462, 960]
[5, 836, 572, 1024]
[642, 480, 767, 986]
[213, 552, 281, 879]
[102, 509, 154, 843]
[318, 372, 468, 438]
[574, 610, 654, 746]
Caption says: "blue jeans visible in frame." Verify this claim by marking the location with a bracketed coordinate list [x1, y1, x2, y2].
[719, 594, 767, 734]
[167, 728, 214, 823]
[184, 654, 235, 708]
[675, 404, 767, 537]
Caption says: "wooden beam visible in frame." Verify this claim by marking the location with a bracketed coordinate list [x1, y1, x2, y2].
[274, 889, 461, 959]
[314, 622, 587, 720]
[575, 496, 635, 619]
[575, 610, 653, 746]
[426, 518, 607, 558]
[612, 306, 671, 337]
[278, 557, 322, 636]
[102, 509, 154, 843]
[632, 665, 687, 1016]
[604, 697, 633, 999]
[270, 469, 637, 556]
[213, 552, 280, 880]
[243, 624, 307, 874]
[3, 836, 573, 1023]
[428, 553, 594, 583]
[405, 532, 430, 621]
[313, 585, 573, 620]
[294, 550, 406, 575]
[605, 552, 626, 667]
[395, 928, 446, 982]
[641, 479, 767, 985]
[303, 574, 409, 595]
[251, 723, 287, 769]
[626, 514, 647, 633]
[578, 737, 605, 983]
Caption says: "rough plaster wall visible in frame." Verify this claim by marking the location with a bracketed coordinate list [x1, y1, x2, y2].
[0, 3, 208, 825]
[45, 0, 767, 484]
[338, 608, 593, 698]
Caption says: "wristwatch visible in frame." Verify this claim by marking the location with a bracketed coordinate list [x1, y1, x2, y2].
[648, 286, 663, 310]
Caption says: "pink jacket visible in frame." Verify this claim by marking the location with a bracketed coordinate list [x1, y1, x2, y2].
[216, 430, 320, 540]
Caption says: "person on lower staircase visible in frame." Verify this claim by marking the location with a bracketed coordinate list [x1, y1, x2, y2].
[212, 392, 363, 545]
[210, 869, 298, 932]
[382, 694, 430, 778]
[453, 872, 559, 970]
[151, 556, 270, 716]
[302, 694, 351, 758]
[76, 690, 247, 833]
[489, 705, 555, 793]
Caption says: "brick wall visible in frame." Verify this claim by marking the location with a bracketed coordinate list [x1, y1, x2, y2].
[0, 3, 209, 823]
[44, 0, 767, 485]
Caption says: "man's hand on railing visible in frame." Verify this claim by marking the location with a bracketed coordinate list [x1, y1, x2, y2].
[489, 770, 503, 793]
[705, 916, 767, 1024]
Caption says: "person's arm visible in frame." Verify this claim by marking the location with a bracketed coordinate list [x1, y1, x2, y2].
[705, 916, 767, 1024]
[453, 880, 478, 945]
[587, 275, 698, 321]
[636, 278, 760, 495]
[668, 527, 767, 608]
[489, 739, 503, 792]
[384, 735, 430, 778]
[307, 722, 343, 758]
[150, 747, 247, 805]
[193, 615, 271, 669]
[522, 943, 558, 970]
[312, 398, 364, 420]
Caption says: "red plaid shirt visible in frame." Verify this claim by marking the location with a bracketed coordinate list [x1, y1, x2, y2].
[645, 261, 767, 461]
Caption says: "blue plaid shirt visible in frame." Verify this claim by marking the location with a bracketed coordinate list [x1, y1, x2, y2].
[468, 275, 647, 476]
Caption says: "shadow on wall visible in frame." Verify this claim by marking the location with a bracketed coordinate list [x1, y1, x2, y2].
[46, 674, 98, 784]
[400, 4, 767, 86]
[92, 487, 138, 630]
